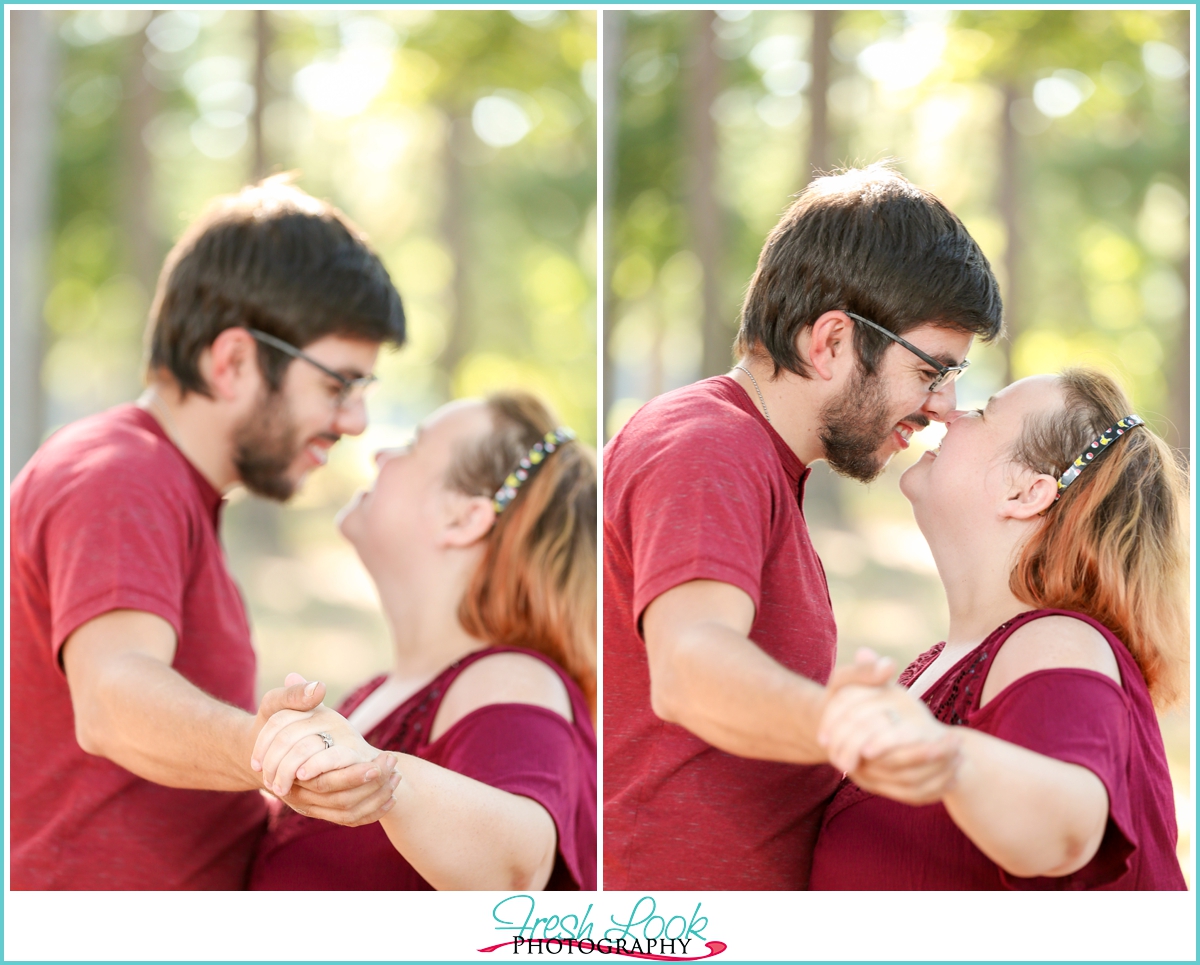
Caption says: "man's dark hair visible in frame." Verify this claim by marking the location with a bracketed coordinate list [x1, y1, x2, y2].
[146, 176, 406, 396]
[734, 163, 1003, 377]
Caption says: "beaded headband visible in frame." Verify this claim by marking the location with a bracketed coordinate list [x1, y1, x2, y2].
[1054, 415, 1144, 500]
[493, 427, 577, 514]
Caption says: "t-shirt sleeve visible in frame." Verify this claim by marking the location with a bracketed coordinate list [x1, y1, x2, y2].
[626, 416, 778, 629]
[45, 460, 191, 665]
[429, 703, 593, 889]
[975, 669, 1135, 890]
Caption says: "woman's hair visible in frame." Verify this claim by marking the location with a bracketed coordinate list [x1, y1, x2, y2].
[1009, 368, 1189, 708]
[447, 392, 597, 713]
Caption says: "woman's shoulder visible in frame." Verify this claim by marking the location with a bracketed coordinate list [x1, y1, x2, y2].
[982, 612, 1122, 707]
[431, 649, 574, 741]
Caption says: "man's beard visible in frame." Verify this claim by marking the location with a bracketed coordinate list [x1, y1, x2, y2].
[233, 388, 302, 501]
[819, 364, 926, 483]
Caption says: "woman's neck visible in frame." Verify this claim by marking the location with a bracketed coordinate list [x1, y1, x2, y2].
[929, 523, 1034, 650]
[373, 567, 487, 680]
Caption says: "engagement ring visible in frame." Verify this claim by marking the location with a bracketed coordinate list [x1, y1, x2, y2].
[318, 731, 334, 749]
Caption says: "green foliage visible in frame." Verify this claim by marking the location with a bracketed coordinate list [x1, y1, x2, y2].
[608, 9, 1189, 448]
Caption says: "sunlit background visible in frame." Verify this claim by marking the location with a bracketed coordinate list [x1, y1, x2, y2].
[10, 9, 596, 703]
[603, 9, 1191, 881]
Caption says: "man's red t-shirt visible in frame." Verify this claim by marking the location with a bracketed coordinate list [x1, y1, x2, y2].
[603, 376, 840, 890]
[11, 404, 267, 889]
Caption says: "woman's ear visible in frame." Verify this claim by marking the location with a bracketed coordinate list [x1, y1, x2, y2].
[1002, 470, 1059, 520]
[439, 493, 496, 548]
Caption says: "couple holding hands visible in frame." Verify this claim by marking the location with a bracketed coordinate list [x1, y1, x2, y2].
[11, 166, 1187, 894]
[604, 165, 1187, 891]
[11, 180, 596, 891]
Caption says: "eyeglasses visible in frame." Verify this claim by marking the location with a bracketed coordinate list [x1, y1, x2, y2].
[844, 311, 970, 393]
[246, 328, 378, 409]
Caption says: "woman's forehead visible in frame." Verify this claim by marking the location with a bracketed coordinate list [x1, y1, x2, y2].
[422, 398, 490, 436]
[993, 374, 1062, 414]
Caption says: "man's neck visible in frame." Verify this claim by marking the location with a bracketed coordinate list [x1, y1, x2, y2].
[138, 382, 239, 492]
[728, 357, 829, 466]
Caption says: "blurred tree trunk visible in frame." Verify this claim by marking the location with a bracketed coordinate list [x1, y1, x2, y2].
[11, 11, 59, 477]
[438, 117, 471, 383]
[602, 10, 623, 435]
[997, 84, 1020, 383]
[808, 11, 835, 180]
[688, 10, 725, 378]
[252, 10, 271, 180]
[1167, 263, 1190, 460]
[120, 31, 159, 298]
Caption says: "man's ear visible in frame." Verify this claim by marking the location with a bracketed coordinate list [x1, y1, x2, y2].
[804, 311, 855, 382]
[1002, 471, 1059, 520]
[439, 493, 497, 549]
[203, 327, 260, 402]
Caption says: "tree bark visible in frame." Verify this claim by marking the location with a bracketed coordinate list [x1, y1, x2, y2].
[997, 84, 1020, 383]
[120, 30, 159, 296]
[808, 11, 834, 180]
[688, 10, 725, 378]
[252, 10, 271, 180]
[438, 116, 471, 383]
[602, 10, 624, 435]
[10, 11, 59, 477]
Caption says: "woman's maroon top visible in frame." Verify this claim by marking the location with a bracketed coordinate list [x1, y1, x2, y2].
[810, 609, 1185, 890]
[249, 646, 596, 890]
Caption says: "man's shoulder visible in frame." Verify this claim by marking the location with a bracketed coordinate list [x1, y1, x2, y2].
[611, 377, 768, 451]
[604, 378, 787, 506]
[15, 404, 191, 507]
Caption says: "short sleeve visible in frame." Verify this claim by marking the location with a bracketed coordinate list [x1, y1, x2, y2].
[626, 415, 779, 628]
[46, 460, 191, 663]
[426, 703, 594, 889]
[973, 670, 1136, 890]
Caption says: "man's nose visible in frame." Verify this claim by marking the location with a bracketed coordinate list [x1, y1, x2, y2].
[921, 382, 958, 421]
[333, 396, 369, 437]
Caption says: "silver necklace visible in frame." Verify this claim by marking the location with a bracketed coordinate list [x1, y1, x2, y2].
[735, 364, 771, 424]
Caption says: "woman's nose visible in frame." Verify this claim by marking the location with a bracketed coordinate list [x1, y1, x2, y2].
[943, 409, 967, 424]
[374, 447, 400, 467]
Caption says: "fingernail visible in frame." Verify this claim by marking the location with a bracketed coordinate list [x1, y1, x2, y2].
[250, 759, 261, 771]
[387, 754, 398, 769]
[382, 797, 395, 812]
[304, 681, 318, 696]
[297, 768, 307, 780]
[389, 771, 401, 789]
[362, 768, 380, 785]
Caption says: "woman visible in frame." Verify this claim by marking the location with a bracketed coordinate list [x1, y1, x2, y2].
[248, 391, 596, 890]
[810, 369, 1187, 889]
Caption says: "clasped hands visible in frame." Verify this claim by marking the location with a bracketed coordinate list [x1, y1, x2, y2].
[818, 650, 962, 805]
[251, 673, 397, 826]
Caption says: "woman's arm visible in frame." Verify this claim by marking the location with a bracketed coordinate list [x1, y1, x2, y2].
[943, 728, 1109, 878]
[252, 656, 569, 891]
[380, 753, 558, 890]
[819, 684, 1110, 879]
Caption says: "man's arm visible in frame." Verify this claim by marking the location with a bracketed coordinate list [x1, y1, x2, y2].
[642, 580, 888, 764]
[62, 609, 395, 822]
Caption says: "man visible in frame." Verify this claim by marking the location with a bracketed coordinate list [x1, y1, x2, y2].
[604, 165, 1004, 889]
[11, 178, 407, 889]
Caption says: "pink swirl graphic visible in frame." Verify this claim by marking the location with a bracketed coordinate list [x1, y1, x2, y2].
[478, 939, 727, 961]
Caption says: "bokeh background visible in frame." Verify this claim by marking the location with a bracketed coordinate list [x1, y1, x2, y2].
[10, 9, 596, 700]
[603, 9, 1192, 880]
